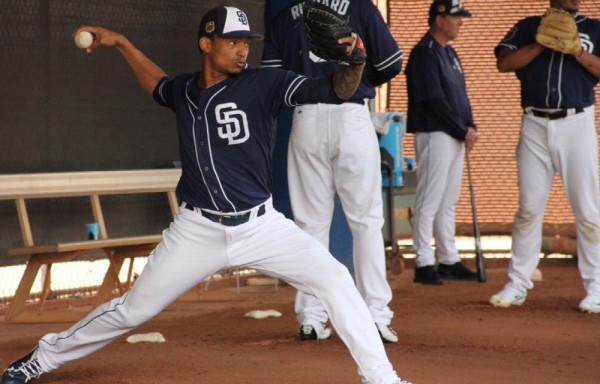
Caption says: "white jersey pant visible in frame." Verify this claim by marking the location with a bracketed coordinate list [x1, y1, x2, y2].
[34, 201, 399, 384]
[412, 131, 464, 267]
[287, 102, 394, 326]
[506, 107, 600, 296]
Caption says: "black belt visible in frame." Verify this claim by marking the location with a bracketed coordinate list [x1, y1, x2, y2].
[529, 108, 584, 120]
[184, 203, 266, 226]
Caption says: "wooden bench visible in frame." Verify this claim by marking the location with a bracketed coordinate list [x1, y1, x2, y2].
[0, 169, 181, 323]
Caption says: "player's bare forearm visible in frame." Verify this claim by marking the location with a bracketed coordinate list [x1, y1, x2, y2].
[576, 51, 600, 79]
[74, 26, 167, 97]
[497, 44, 544, 72]
[115, 38, 167, 97]
[332, 64, 365, 100]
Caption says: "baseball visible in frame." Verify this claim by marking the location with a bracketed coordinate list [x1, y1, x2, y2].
[531, 268, 543, 282]
[74, 31, 94, 49]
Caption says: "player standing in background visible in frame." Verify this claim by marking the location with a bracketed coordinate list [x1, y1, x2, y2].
[261, 0, 403, 343]
[1, 6, 412, 384]
[405, 0, 479, 285]
[490, 0, 600, 313]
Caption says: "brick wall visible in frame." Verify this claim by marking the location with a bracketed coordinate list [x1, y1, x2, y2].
[388, 0, 600, 235]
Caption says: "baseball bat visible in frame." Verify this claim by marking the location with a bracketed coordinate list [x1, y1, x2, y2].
[465, 151, 486, 283]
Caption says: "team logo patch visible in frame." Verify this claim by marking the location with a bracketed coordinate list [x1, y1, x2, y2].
[216, 103, 250, 145]
[237, 11, 248, 25]
[205, 21, 215, 34]
[438, 5, 446, 13]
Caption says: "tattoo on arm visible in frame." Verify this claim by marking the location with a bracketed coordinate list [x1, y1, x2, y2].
[332, 64, 365, 100]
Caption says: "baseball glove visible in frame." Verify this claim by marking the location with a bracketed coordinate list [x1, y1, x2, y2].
[303, 2, 366, 66]
[535, 7, 581, 56]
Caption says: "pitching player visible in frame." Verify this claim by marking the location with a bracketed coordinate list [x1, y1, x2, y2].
[261, 0, 402, 343]
[405, 0, 479, 286]
[1, 6, 412, 384]
[490, 0, 600, 313]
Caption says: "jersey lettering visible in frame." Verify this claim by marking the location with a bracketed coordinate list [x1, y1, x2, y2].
[579, 32, 595, 54]
[215, 103, 250, 145]
[291, 0, 350, 20]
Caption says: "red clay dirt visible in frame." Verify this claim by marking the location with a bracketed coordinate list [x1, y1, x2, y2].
[0, 263, 598, 384]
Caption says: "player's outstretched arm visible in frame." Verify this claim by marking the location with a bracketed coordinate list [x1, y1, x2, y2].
[72, 26, 167, 97]
[496, 44, 545, 72]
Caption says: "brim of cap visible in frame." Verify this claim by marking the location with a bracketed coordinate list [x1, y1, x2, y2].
[220, 31, 264, 40]
[454, 10, 472, 17]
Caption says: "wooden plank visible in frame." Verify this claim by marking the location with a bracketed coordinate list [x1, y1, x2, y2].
[8, 235, 162, 256]
[89, 194, 108, 240]
[0, 169, 181, 200]
[4, 257, 43, 321]
[167, 190, 179, 218]
[15, 199, 34, 246]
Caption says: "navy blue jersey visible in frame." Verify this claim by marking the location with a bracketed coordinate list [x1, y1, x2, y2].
[261, 0, 402, 102]
[153, 66, 342, 212]
[496, 14, 600, 109]
[405, 34, 475, 136]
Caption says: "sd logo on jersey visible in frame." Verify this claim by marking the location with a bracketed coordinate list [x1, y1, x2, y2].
[216, 103, 250, 145]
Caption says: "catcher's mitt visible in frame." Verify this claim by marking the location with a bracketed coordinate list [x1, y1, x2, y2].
[303, 2, 366, 66]
[535, 7, 581, 56]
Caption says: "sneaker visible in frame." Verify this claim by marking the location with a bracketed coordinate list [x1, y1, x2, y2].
[437, 261, 478, 280]
[489, 287, 526, 308]
[414, 265, 443, 285]
[299, 323, 332, 340]
[1, 348, 44, 384]
[579, 294, 600, 314]
[376, 323, 398, 343]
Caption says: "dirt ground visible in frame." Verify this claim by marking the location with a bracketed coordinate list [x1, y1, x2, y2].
[1, 262, 599, 384]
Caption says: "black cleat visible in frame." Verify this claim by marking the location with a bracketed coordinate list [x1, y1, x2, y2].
[298, 323, 332, 340]
[414, 265, 443, 285]
[437, 261, 478, 280]
[1, 348, 44, 384]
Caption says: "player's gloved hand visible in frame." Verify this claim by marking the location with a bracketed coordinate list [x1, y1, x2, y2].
[303, 2, 366, 66]
[535, 7, 582, 56]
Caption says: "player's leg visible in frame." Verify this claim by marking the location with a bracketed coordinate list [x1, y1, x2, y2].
[553, 109, 600, 310]
[32, 208, 228, 373]
[412, 132, 454, 284]
[431, 139, 477, 280]
[491, 116, 554, 307]
[232, 210, 401, 384]
[432, 137, 463, 265]
[287, 104, 336, 336]
[331, 104, 394, 331]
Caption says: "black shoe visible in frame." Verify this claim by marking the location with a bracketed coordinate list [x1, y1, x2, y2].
[437, 262, 478, 280]
[298, 323, 332, 340]
[1, 348, 44, 384]
[414, 265, 443, 285]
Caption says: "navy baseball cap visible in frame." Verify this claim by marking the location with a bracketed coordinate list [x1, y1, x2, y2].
[198, 6, 263, 40]
[429, 0, 472, 19]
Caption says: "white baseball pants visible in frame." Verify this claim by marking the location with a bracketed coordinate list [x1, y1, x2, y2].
[412, 131, 465, 267]
[506, 107, 600, 296]
[33, 200, 399, 384]
[287, 102, 394, 326]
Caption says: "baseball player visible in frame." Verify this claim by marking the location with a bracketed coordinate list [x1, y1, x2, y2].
[405, 0, 479, 286]
[1, 6, 412, 384]
[261, 0, 403, 343]
[490, 0, 600, 313]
